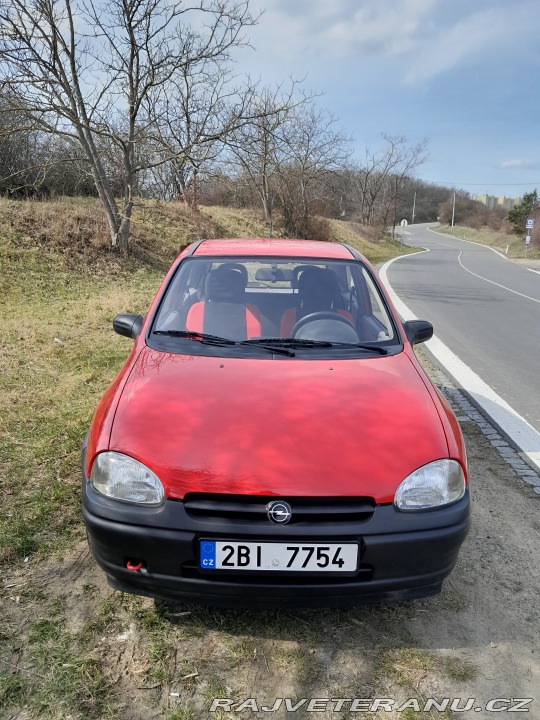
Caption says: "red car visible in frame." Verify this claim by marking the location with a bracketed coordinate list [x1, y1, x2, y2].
[82, 238, 470, 606]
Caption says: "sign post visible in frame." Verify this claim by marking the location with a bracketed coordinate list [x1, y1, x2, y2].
[525, 219, 534, 258]
[400, 219, 408, 249]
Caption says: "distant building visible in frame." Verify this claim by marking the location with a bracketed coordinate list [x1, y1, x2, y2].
[474, 194, 521, 210]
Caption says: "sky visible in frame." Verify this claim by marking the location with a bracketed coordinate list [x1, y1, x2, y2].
[234, 0, 540, 200]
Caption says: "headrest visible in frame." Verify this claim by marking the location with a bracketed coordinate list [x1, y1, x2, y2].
[298, 267, 340, 298]
[205, 266, 246, 302]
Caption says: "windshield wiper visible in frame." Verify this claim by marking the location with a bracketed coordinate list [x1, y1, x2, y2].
[337, 343, 388, 355]
[237, 338, 296, 357]
[153, 329, 295, 356]
[244, 338, 333, 348]
[153, 330, 236, 345]
[244, 338, 388, 354]
[153, 331, 386, 356]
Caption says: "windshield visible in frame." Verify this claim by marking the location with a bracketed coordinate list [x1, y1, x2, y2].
[150, 256, 399, 356]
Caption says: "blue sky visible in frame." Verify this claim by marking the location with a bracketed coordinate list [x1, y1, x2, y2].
[237, 0, 540, 199]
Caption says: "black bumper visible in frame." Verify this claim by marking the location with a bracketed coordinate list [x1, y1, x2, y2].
[81, 465, 471, 609]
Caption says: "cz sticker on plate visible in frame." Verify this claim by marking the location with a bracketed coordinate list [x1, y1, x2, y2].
[200, 540, 358, 572]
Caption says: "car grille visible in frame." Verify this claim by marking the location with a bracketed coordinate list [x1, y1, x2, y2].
[183, 494, 375, 525]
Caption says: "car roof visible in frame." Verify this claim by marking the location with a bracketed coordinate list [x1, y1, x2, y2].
[191, 238, 358, 260]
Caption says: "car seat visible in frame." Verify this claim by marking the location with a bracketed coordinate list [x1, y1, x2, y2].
[280, 267, 353, 336]
[186, 264, 262, 340]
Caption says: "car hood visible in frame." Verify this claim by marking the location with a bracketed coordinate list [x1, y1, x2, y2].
[109, 347, 449, 503]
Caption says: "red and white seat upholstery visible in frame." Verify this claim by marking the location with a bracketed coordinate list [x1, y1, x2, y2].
[186, 265, 262, 340]
[280, 267, 353, 336]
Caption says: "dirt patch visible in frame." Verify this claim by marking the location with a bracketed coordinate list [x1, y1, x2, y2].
[1, 407, 539, 719]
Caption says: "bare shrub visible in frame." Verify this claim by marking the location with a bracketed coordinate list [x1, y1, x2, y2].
[350, 221, 385, 243]
[3, 198, 221, 272]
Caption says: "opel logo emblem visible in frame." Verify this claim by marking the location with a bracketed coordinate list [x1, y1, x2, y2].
[266, 500, 292, 524]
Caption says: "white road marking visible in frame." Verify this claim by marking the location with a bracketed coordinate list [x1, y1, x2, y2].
[379, 254, 540, 472]
[420, 235, 457, 249]
[528, 268, 540, 275]
[457, 250, 540, 304]
[428, 226, 510, 260]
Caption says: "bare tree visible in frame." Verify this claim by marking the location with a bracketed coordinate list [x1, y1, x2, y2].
[0, 96, 45, 196]
[225, 84, 307, 236]
[350, 135, 428, 229]
[0, 92, 96, 196]
[149, 62, 254, 206]
[0, 0, 257, 251]
[277, 105, 349, 238]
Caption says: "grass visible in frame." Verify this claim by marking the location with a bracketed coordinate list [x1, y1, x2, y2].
[201, 205, 417, 264]
[328, 217, 417, 263]
[443, 656, 478, 682]
[19, 607, 110, 719]
[165, 706, 200, 720]
[0, 256, 162, 563]
[435, 223, 540, 260]
[81, 597, 120, 642]
[374, 646, 439, 688]
[200, 205, 274, 239]
[371, 646, 479, 719]
[0, 672, 26, 708]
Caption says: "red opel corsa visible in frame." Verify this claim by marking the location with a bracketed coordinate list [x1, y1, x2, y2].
[82, 238, 470, 606]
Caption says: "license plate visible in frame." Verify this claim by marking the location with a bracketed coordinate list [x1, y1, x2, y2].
[199, 540, 358, 572]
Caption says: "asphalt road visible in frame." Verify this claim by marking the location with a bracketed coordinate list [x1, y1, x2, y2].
[384, 223, 540, 435]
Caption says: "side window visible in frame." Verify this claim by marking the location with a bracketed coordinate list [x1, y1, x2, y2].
[345, 265, 358, 318]
[153, 259, 209, 331]
[360, 268, 394, 340]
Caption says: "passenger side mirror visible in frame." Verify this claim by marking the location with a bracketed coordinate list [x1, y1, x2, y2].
[403, 319, 433, 345]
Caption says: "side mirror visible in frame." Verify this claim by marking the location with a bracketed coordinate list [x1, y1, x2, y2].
[113, 313, 144, 339]
[403, 319, 433, 346]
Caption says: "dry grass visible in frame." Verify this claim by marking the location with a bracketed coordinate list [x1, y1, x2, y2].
[328, 218, 417, 264]
[0, 196, 413, 273]
[0, 196, 221, 275]
[201, 205, 417, 264]
[199, 205, 274, 239]
[436, 224, 540, 260]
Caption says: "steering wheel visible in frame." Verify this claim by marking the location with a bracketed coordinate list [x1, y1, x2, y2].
[291, 311, 356, 337]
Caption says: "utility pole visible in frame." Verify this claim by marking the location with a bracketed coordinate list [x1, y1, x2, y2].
[392, 177, 398, 239]
[412, 191, 416, 223]
[451, 192, 456, 228]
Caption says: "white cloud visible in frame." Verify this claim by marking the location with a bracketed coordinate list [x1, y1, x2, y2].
[250, 0, 438, 59]
[501, 160, 539, 170]
[316, 0, 438, 57]
[404, 7, 516, 84]
[249, 0, 539, 85]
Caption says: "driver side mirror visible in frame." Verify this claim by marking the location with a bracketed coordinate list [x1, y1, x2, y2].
[403, 319, 433, 345]
[113, 313, 144, 339]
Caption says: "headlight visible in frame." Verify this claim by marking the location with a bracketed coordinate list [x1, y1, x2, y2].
[394, 459, 466, 511]
[90, 452, 165, 506]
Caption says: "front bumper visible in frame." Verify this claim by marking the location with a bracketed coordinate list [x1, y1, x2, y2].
[82, 460, 471, 608]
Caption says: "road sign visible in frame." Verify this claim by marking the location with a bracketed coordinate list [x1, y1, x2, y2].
[526, 218, 535, 229]
[400, 219, 408, 227]
[525, 235, 531, 245]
